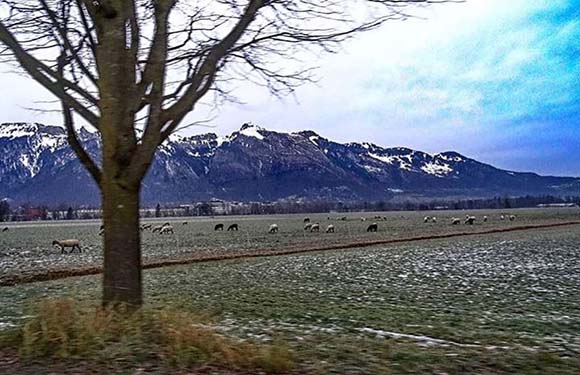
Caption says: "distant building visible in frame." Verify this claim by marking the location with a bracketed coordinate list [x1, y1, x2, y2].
[24, 207, 47, 221]
[10, 206, 49, 221]
[537, 203, 578, 208]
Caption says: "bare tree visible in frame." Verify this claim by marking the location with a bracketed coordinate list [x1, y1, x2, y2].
[0, 0, 454, 306]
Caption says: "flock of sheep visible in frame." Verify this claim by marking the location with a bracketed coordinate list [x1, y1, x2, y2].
[300, 218, 336, 233]
[1, 213, 518, 255]
[424, 214, 516, 225]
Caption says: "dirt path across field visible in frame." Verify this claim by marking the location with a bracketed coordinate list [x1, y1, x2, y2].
[2, 221, 579, 287]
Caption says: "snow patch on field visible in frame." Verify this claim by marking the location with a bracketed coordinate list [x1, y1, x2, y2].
[358, 327, 492, 348]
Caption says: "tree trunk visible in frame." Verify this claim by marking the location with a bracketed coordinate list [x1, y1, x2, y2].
[95, 5, 143, 307]
[101, 177, 142, 306]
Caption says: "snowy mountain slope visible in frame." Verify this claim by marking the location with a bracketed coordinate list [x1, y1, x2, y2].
[1, 122, 578, 204]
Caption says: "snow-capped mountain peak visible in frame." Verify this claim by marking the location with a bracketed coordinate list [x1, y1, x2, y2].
[235, 123, 266, 140]
[0, 122, 64, 139]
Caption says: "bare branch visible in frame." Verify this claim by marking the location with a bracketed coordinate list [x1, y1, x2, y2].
[160, 0, 266, 136]
[57, 52, 102, 186]
[0, 21, 100, 127]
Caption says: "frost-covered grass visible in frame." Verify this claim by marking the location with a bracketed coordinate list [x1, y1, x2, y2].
[1, 208, 579, 284]
[1, 224, 580, 373]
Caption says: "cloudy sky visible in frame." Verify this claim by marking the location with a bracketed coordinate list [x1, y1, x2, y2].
[1, 0, 579, 176]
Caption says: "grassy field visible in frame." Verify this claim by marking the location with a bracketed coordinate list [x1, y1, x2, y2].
[1, 216, 580, 373]
[1, 208, 579, 285]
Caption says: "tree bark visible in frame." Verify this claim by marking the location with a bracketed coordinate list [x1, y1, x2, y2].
[101, 176, 142, 306]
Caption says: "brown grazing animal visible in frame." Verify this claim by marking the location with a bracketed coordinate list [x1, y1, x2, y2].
[52, 239, 82, 254]
[366, 223, 378, 232]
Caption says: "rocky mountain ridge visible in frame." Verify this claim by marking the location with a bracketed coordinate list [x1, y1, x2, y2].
[1, 122, 578, 205]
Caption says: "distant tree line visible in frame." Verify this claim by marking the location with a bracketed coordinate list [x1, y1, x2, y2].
[239, 195, 580, 214]
[1, 195, 578, 222]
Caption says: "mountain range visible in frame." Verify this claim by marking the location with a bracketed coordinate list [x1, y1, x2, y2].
[1, 122, 579, 205]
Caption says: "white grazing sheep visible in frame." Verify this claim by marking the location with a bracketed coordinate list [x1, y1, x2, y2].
[268, 224, 279, 233]
[304, 223, 312, 231]
[52, 239, 82, 254]
[509, 215, 516, 221]
[500, 215, 505, 221]
[326, 224, 335, 233]
[152, 224, 167, 233]
[310, 223, 320, 232]
[465, 216, 476, 225]
[483, 216, 488, 222]
[424, 216, 430, 223]
[451, 218, 461, 225]
[2, 227, 9, 232]
[159, 225, 174, 234]
[360, 217, 367, 222]
[432, 217, 437, 223]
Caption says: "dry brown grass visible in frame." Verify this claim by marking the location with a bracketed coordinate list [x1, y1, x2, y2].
[0, 298, 293, 373]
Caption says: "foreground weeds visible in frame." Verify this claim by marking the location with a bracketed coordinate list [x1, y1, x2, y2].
[0, 298, 293, 373]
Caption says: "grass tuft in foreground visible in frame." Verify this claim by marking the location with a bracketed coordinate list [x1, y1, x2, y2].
[0, 298, 294, 373]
